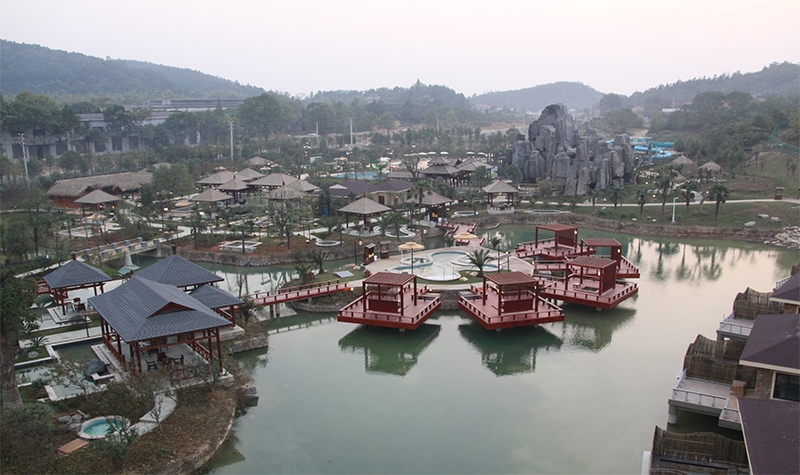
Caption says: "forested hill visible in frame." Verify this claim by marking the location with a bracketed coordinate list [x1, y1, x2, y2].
[0, 40, 265, 103]
[469, 82, 605, 112]
[628, 62, 800, 108]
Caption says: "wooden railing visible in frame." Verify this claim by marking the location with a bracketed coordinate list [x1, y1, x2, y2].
[339, 292, 440, 325]
[245, 279, 348, 305]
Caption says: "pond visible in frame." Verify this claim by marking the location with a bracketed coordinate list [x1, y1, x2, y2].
[149, 227, 795, 474]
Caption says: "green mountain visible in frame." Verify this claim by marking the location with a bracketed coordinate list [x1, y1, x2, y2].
[469, 82, 604, 112]
[0, 40, 265, 103]
[628, 62, 800, 110]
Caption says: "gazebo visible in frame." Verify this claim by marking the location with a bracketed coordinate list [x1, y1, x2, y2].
[410, 190, 452, 222]
[217, 177, 252, 203]
[483, 179, 519, 207]
[338, 197, 391, 232]
[133, 253, 223, 290]
[285, 179, 320, 193]
[234, 168, 265, 182]
[189, 284, 244, 326]
[73, 189, 120, 218]
[89, 276, 232, 376]
[250, 173, 298, 190]
[41, 256, 111, 314]
[192, 189, 233, 206]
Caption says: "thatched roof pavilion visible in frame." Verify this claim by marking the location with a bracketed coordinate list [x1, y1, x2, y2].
[46, 171, 152, 208]
[483, 179, 519, 206]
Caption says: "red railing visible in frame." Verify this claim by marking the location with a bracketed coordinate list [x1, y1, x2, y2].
[339, 292, 440, 325]
[245, 279, 348, 305]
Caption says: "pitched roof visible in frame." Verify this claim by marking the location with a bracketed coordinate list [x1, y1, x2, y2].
[739, 398, 800, 475]
[483, 179, 518, 194]
[43, 259, 111, 289]
[410, 190, 452, 206]
[249, 173, 298, 188]
[74, 189, 121, 205]
[338, 197, 391, 216]
[486, 271, 538, 286]
[740, 313, 800, 370]
[365, 272, 415, 286]
[191, 189, 233, 203]
[771, 273, 800, 306]
[369, 179, 413, 192]
[581, 238, 621, 248]
[387, 170, 413, 180]
[133, 254, 223, 288]
[196, 171, 235, 185]
[285, 179, 320, 193]
[88, 277, 230, 342]
[217, 177, 252, 191]
[421, 164, 460, 176]
[189, 284, 244, 309]
[538, 223, 577, 233]
[235, 168, 265, 181]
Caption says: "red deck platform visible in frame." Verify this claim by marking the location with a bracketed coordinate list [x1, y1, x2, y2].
[539, 256, 638, 309]
[515, 224, 594, 260]
[338, 272, 441, 330]
[458, 272, 565, 330]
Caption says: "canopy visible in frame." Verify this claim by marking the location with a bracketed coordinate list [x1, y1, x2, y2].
[192, 189, 233, 203]
[74, 189, 120, 205]
[398, 242, 425, 252]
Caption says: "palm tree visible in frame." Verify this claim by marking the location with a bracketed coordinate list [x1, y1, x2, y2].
[187, 209, 208, 250]
[587, 188, 599, 209]
[308, 250, 330, 274]
[466, 249, 492, 277]
[402, 202, 417, 228]
[680, 180, 701, 214]
[387, 210, 404, 240]
[656, 167, 678, 215]
[488, 235, 502, 265]
[378, 213, 392, 237]
[567, 196, 579, 212]
[636, 189, 647, 217]
[708, 183, 730, 219]
[294, 263, 315, 284]
[607, 185, 624, 209]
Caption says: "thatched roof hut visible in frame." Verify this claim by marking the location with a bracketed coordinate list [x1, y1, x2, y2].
[46, 171, 152, 208]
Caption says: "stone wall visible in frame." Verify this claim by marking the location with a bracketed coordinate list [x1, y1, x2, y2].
[753, 368, 774, 399]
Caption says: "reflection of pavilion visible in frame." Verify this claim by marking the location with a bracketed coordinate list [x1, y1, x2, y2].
[338, 324, 441, 376]
[458, 323, 562, 376]
[555, 307, 636, 352]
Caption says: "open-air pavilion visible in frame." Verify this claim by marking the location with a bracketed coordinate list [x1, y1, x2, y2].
[249, 173, 299, 191]
[40, 256, 111, 314]
[191, 189, 233, 207]
[338, 197, 391, 233]
[515, 224, 592, 260]
[196, 170, 235, 189]
[459, 272, 564, 330]
[411, 190, 452, 222]
[483, 179, 519, 207]
[539, 256, 639, 310]
[89, 276, 232, 377]
[73, 189, 120, 218]
[235, 168, 265, 182]
[217, 177, 253, 203]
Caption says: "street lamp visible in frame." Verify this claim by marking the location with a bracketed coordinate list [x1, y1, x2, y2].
[354, 240, 362, 266]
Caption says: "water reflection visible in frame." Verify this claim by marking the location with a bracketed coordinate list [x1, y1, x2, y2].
[554, 306, 636, 352]
[267, 312, 337, 334]
[338, 324, 441, 376]
[458, 323, 562, 376]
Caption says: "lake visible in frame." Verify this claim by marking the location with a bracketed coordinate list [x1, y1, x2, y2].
[191, 226, 795, 474]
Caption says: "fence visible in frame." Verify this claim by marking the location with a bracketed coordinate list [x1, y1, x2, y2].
[651, 426, 748, 468]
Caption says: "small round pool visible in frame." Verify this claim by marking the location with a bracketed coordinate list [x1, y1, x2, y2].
[78, 416, 129, 440]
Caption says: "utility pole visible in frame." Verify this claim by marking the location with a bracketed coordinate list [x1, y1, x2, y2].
[229, 121, 234, 160]
[348, 117, 354, 146]
[435, 113, 440, 135]
[17, 133, 30, 189]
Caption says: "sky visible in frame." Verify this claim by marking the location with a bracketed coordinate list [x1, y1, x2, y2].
[2, 0, 799, 98]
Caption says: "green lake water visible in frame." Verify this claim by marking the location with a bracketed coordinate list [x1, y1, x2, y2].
[178, 226, 795, 474]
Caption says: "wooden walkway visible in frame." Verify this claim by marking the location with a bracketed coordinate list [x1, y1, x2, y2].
[243, 279, 349, 307]
[515, 239, 593, 260]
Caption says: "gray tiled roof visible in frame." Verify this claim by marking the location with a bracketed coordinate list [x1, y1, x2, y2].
[88, 277, 230, 342]
[739, 398, 799, 475]
[134, 255, 223, 288]
[43, 260, 111, 289]
[189, 285, 244, 309]
[740, 313, 799, 370]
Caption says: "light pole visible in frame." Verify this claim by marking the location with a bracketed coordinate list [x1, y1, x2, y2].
[354, 240, 362, 266]
[671, 197, 678, 223]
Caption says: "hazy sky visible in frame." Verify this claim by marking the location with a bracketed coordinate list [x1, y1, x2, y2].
[2, 0, 798, 98]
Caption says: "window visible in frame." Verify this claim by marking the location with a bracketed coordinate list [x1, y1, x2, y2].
[773, 373, 799, 402]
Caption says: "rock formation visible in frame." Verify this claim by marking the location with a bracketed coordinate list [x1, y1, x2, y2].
[506, 103, 635, 196]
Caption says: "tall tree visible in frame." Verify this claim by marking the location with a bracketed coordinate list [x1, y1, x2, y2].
[237, 93, 288, 141]
[708, 183, 730, 219]
[680, 180, 701, 214]
[1, 266, 37, 409]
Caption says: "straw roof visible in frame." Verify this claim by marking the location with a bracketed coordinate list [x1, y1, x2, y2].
[699, 161, 722, 172]
[250, 173, 298, 188]
[192, 189, 233, 203]
[46, 171, 152, 198]
[671, 156, 695, 167]
[74, 189, 121, 205]
[196, 170, 235, 185]
[246, 156, 271, 167]
[409, 190, 452, 207]
[483, 179, 518, 194]
[338, 197, 391, 216]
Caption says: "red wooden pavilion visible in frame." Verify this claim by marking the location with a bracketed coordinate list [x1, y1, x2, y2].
[337, 272, 441, 330]
[515, 224, 593, 260]
[580, 238, 640, 278]
[540, 256, 638, 309]
[458, 272, 564, 330]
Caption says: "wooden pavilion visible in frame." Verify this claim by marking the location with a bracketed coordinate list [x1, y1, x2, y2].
[89, 276, 231, 376]
[515, 224, 592, 260]
[338, 197, 391, 232]
[539, 256, 638, 309]
[40, 256, 111, 314]
[192, 189, 233, 207]
[483, 179, 519, 207]
[249, 173, 299, 191]
[580, 238, 640, 278]
[411, 190, 453, 222]
[196, 170, 235, 189]
[337, 272, 441, 330]
[458, 272, 564, 330]
[73, 189, 120, 218]
[217, 177, 252, 203]
[234, 168, 265, 182]
[189, 284, 244, 326]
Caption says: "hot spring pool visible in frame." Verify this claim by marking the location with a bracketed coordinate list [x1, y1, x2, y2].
[78, 416, 129, 440]
[392, 251, 499, 281]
